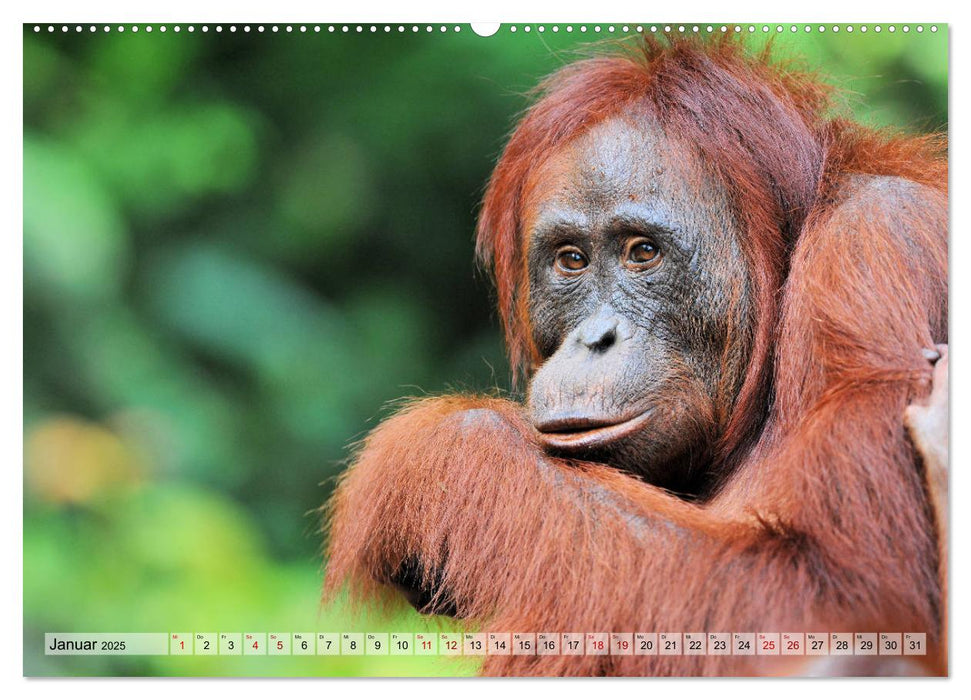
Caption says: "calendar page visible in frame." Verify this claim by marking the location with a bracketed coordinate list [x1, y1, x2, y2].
[23, 20, 948, 678]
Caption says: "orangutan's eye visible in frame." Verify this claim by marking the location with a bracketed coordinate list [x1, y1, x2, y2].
[624, 238, 662, 270]
[555, 247, 589, 275]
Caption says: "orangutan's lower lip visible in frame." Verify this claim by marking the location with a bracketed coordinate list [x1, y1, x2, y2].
[535, 411, 652, 452]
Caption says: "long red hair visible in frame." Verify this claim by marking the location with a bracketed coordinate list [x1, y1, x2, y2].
[476, 35, 946, 470]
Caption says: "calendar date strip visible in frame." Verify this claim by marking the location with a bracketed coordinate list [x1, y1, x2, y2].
[45, 632, 927, 656]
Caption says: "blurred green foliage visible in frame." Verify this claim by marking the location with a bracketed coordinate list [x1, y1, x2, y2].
[23, 24, 946, 676]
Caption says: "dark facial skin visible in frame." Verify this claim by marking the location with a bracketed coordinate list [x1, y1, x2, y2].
[523, 112, 752, 494]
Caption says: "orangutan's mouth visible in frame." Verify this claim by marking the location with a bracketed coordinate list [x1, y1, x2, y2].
[534, 410, 652, 452]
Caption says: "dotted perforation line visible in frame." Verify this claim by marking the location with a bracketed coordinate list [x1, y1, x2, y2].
[31, 24, 939, 35]
[508, 24, 936, 34]
[30, 24, 466, 34]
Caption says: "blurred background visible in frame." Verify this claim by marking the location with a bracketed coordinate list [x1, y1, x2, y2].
[23, 24, 947, 676]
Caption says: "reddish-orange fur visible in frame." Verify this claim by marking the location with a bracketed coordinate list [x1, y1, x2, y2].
[324, 38, 947, 676]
